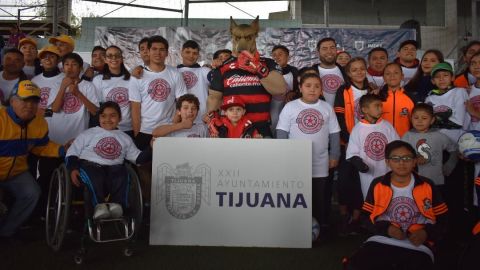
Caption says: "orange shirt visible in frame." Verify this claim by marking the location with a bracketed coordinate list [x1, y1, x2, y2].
[381, 88, 414, 137]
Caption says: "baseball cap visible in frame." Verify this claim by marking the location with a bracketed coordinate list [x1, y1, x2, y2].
[38, 44, 61, 59]
[49, 34, 75, 48]
[431, 62, 453, 77]
[398, 40, 418, 51]
[221, 96, 245, 111]
[10, 80, 41, 101]
[18, 37, 37, 49]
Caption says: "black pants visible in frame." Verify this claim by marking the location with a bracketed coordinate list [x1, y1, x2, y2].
[134, 132, 152, 151]
[337, 146, 363, 210]
[348, 241, 433, 270]
[79, 161, 128, 209]
[313, 174, 333, 227]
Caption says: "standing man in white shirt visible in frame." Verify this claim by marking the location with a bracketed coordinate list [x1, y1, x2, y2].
[0, 48, 27, 105]
[394, 40, 419, 86]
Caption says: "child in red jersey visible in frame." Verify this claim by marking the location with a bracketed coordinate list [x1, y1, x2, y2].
[209, 96, 262, 138]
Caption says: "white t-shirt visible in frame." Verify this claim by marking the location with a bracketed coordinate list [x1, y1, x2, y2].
[66, 126, 141, 166]
[368, 176, 434, 260]
[129, 65, 187, 134]
[48, 79, 99, 144]
[468, 85, 480, 131]
[425, 87, 469, 142]
[346, 119, 400, 198]
[177, 66, 210, 123]
[351, 85, 368, 124]
[0, 72, 19, 104]
[23, 66, 36, 80]
[168, 123, 208, 138]
[93, 75, 132, 131]
[277, 99, 341, 177]
[367, 74, 385, 90]
[316, 65, 344, 107]
[31, 72, 65, 110]
[401, 66, 418, 86]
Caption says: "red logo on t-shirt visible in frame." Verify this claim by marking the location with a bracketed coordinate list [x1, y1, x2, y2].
[148, 78, 171, 102]
[433, 105, 451, 113]
[94, 136, 122, 160]
[39, 87, 51, 109]
[63, 92, 82, 114]
[107, 87, 129, 108]
[385, 196, 421, 232]
[296, 108, 324, 134]
[182, 71, 198, 90]
[470, 95, 480, 122]
[364, 131, 388, 161]
[321, 74, 342, 94]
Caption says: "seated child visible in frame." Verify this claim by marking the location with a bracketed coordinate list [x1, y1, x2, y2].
[66, 101, 152, 220]
[346, 94, 399, 199]
[402, 103, 457, 193]
[349, 140, 448, 270]
[152, 94, 208, 138]
[276, 72, 341, 231]
[209, 96, 262, 138]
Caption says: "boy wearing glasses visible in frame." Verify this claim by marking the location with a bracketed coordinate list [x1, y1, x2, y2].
[401, 103, 457, 195]
[346, 94, 399, 199]
[348, 140, 448, 270]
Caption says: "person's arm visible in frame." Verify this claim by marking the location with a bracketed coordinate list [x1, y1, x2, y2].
[333, 85, 350, 142]
[260, 71, 287, 96]
[329, 132, 340, 168]
[276, 129, 288, 139]
[131, 101, 141, 137]
[346, 129, 369, 172]
[152, 118, 194, 138]
[442, 134, 458, 177]
[51, 77, 73, 112]
[207, 89, 223, 114]
[70, 82, 98, 115]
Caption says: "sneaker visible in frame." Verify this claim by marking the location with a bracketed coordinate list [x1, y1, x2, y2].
[107, 203, 123, 219]
[93, 203, 110, 220]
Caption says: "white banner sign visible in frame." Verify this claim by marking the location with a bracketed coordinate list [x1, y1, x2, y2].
[150, 138, 312, 248]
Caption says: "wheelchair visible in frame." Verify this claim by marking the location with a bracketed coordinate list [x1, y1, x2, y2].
[45, 162, 143, 264]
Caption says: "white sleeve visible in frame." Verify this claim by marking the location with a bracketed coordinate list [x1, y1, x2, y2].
[203, 67, 211, 86]
[92, 76, 105, 103]
[276, 104, 291, 132]
[84, 82, 99, 107]
[124, 136, 142, 163]
[327, 105, 341, 134]
[174, 71, 188, 98]
[128, 78, 142, 102]
[346, 127, 360, 159]
[66, 130, 88, 157]
[457, 90, 469, 129]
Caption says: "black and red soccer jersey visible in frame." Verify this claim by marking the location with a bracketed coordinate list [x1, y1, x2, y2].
[210, 56, 281, 123]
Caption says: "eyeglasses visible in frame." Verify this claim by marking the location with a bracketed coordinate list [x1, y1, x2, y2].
[387, 156, 415, 163]
[106, 54, 122, 60]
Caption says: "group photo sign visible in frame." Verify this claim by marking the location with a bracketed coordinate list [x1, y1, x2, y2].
[150, 138, 312, 248]
[95, 26, 415, 69]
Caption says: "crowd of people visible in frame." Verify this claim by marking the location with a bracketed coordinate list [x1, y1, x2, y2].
[0, 30, 480, 269]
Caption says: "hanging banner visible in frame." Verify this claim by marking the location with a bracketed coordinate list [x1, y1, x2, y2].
[95, 26, 415, 69]
[150, 138, 312, 248]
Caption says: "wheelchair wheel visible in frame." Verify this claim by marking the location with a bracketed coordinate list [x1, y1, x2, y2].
[126, 163, 143, 236]
[46, 164, 71, 251]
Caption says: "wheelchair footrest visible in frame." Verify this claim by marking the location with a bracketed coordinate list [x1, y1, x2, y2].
[88, 218, 136, 243]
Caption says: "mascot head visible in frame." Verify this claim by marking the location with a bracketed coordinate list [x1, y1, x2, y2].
[230, 16, 259, 54]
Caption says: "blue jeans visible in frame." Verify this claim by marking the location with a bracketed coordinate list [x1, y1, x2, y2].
[0, 171, 40, 237]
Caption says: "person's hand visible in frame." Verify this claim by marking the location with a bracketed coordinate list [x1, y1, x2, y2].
[60, 77, 74, 90]
[64, 139, 74, 151]
[179, 118, 194, 130]
[388, 224, 406, 240]
[285, 91, 297, 102]
[172, 113, 182, 123]
[70, 169, 81, 187]
[70, 81, 81, 97]
[329, 159, 339, 169]
[417, 156, 427, 165]
[211, 59, 223, 69]
[83, 66, 95, 80]
[238, 51, 269, 78]
[131, 66, 144, 79]
[408, 228, 427, 246]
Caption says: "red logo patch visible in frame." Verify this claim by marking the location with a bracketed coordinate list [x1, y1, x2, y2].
[224, 74, 261, 88]
[39, 87, 51, 109]
[94, 137, 122, 160]
[63, 92, 82, 114]
[296, 108, 324, 134]
[107, 87, 129, 108]
[321, 74, 342, 94]
[433, 105, 451, 113]
[364, 132, 388, 161]
[182, 71, 198, 90]
[148, 79, 171, 102]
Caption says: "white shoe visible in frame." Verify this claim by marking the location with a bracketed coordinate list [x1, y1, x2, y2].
[107, 203, 123, 219]
[93, 203, 110, 220]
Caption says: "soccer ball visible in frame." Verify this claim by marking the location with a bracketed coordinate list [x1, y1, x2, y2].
[312, 217, 320, 241]
[458, 130, 480, 161]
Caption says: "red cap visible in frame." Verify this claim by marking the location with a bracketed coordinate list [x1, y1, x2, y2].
[221, 96, 245, 110]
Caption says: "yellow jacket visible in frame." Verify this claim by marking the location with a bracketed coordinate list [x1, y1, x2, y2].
[0, 106, 63, 181]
